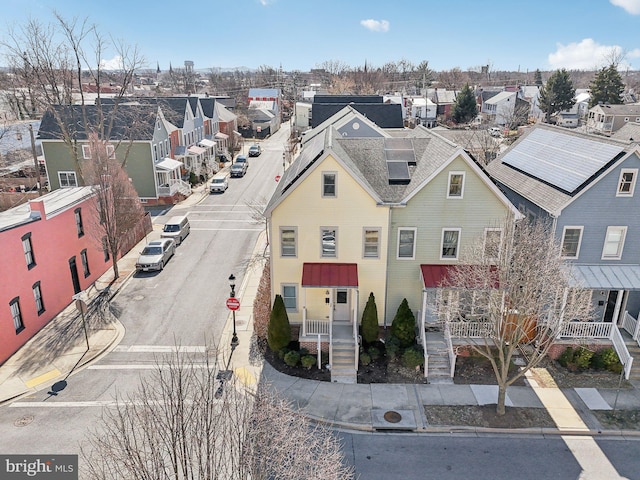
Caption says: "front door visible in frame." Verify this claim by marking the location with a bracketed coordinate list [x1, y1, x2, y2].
[69, 256, 81, 294]
[603, 290, 624, 323]
[334, 289, 350, 322]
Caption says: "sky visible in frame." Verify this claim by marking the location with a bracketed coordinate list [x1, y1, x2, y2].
[1, 0, 640, 74]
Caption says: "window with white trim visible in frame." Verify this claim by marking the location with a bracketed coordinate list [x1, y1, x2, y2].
[33, 281, 44, 315]
[483, 228, 503, 260]
[441, 228, 461, 260]
[282, 284, 297, 311]
[106, 144, 116, 159]
[280, 227, 297, 257]
[561, 227, 583, 258]
[363, 228, 380, 258]
[617, 169, 637, 196]
[397, 228, 416, 259]
[58, 171, 78, 188]
[322, 172, 336, 197]
[22, 233, 35, 269]
[9, 297, 24, 333]
[321, 228, 337, 257]
[602, 226, 627, 260]
[447, 172, 465, 198]
[82, 144, 91, 159]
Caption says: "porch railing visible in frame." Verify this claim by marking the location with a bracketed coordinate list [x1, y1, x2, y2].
[559, 322, 612, 339]
[622, 311, 640, 343]
[444, 323, 456, 378]
[610, 325, 633, 380]
[449, 321, 495, 338]
[302, 309, 330, 336]
[157, 179, 192, 197]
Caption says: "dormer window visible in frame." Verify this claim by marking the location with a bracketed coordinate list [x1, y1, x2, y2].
[617, 169, 637, 197]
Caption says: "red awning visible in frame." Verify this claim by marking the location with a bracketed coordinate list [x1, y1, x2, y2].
[302, 263, 358, 288]
[421, 264, 499, 289]
[421, 265, 455, 288]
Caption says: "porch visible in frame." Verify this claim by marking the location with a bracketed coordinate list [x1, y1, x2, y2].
[155, 158, 191, 199]
[299, 263, 360, 384]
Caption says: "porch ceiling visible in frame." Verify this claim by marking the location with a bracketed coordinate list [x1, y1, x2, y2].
[302, 263, 358, 288]
[571, 265, 640, 290]
[155, 157, 183, 171]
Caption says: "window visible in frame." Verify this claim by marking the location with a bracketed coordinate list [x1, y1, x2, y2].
[322, 172, 336, 197]
[397, 228, 416, 259]
[22, 233, 35, 269]
[81, 249, 90, 277]
[441, 229, 461, 259]
[106, 144, 116, 159]
[9, 298, 24, 333]
[617, 169, 637, 196]
[102, 236, 110, 262]
[483, 228, 503, 260]
[58, 171, 78, 188]
[75, 208, 84, 237]
[280, 227, 297, 257]
[282, 284, 297, 311]
[602, 226, 627, 259]
[32, 281, 44, 315]
[363, 228, 380, 258]
[561, 227, 583, 258]
[321, 228, 337, 257]
[447, 172, 465, 198]
[82, 144, 91, 159]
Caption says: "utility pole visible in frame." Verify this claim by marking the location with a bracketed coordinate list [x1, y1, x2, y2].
[28, 123, 42, 196]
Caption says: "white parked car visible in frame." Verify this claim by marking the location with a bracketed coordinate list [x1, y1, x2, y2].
[135, 238, 175, 272]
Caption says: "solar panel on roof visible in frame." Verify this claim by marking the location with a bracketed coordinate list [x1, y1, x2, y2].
[501, 128, 625, 192]
[387, 161, 410, 181]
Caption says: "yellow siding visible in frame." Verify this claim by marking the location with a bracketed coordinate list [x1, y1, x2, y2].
[271, 153, 389, 324]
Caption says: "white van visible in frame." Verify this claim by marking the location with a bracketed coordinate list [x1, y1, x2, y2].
[210, 172, 229, 193]
[161, 215, 190, 245]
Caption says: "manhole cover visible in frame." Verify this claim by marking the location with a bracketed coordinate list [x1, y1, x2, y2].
[14, 415, 34, 427]
[383, 411, 402, 423]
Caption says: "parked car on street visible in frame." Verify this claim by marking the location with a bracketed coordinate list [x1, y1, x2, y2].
[210, 172, 229, 193]
[230, 162, 247, 177]
[135, 238, 175, 272]
[235, 154, 249, 168]
[248, 144, 261, 157]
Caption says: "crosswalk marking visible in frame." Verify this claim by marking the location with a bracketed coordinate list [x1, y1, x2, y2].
[113, 345, 207, 353]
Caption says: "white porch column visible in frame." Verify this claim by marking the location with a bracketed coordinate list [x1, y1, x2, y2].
[612, 289, 624, 324]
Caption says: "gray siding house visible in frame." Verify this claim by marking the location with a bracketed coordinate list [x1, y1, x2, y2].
[486, 124, 640, 377]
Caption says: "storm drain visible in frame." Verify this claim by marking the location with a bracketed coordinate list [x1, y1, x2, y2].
[371, 409, 417, 431]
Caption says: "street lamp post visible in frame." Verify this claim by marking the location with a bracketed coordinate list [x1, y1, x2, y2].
[229, 274, 238, 348]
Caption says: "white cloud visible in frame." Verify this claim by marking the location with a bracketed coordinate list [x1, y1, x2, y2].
[610, 0, 640, 14]
[99, 55, 124, 71]
[548, 39, 637, 70]
[360, 19, 390, 33]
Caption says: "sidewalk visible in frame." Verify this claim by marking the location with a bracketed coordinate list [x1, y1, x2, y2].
[2, 185, 640, 439]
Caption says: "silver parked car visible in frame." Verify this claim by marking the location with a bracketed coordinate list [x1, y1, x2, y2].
[135, 238, 175, 272]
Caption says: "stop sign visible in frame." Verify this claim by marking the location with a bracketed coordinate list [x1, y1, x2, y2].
[226, 297, 240, 311]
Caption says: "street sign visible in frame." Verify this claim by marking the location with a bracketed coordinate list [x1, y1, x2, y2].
[226, 297, 240, 311]
[275, 175, 281, 182]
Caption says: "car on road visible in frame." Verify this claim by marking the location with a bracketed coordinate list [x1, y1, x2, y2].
[248, 144, 261, 157]
[135, 238, 175, 272]
[209, 172, 229, 193]
[230, 162, 247, 177]
[235, 154, 249, 168]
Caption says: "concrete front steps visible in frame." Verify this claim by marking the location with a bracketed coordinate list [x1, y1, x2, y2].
[331, 341, 357, 383]
[425, 331, 454, 385]
[626, 341, 640, 382]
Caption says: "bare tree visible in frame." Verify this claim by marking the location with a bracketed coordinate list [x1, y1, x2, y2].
[81, 348, 355, 479]
[2, 13, 145, 175]
[437, 219, 595, 415]
[83, 133, 144, 279]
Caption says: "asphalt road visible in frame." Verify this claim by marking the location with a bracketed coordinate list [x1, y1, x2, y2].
[0, 125, 288, 458]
